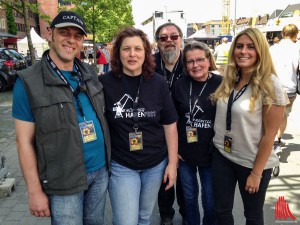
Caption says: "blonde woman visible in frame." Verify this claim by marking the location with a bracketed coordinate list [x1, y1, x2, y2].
[211, 28, 289, 225]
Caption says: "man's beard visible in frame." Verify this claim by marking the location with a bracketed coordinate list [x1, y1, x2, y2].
[161, 47, 178, 64]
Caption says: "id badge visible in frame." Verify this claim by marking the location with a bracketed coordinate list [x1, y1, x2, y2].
[224, 135, 232, 153]
[79, 120, 97, 143]
[129, 132, 143, 151]
[186, 126, 198, 143]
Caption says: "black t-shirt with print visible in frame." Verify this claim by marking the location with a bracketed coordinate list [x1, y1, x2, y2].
[172, 73, 222, 166]
[99, 71, 178, 170]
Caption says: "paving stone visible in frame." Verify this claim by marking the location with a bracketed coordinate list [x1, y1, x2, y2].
[0, 208, 10, 216]
[4, 211, 25, 220]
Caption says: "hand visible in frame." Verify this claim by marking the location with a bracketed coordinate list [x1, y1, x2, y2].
[163, 163, 177, 191]
[28, 190, 51, 217]
[245, 174, 261, 194]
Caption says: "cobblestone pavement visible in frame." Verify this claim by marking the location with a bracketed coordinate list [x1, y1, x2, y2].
[0, 88, 15, 157]
[1, 89, 300, 225]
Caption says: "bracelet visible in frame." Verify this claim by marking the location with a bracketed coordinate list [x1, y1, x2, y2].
[251, 171, 262, 179]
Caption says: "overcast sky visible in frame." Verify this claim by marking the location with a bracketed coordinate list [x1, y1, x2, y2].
[131, 0, 300, 27]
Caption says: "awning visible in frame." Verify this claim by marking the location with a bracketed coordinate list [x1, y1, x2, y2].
[4, 38, 18, 44]
[0, 32, 17, 38]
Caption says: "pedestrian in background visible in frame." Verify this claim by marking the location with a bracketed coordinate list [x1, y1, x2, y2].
[102, 43, 111, 73]
[172, 41, 222, 225]
[211, 27, 288, 225]
[270, 24, 299, 148]
[96, 45, 107, 75]
[80, 46, 86, 62]
[213, 37, 231, 75]
[12, 11, 111, 224]
[154, 22, 186, 225]
[99, 27, 178, 225]
[88, 45, 94, 64]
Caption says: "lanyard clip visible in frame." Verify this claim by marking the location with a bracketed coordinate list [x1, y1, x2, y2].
[133, 127, 138, 134]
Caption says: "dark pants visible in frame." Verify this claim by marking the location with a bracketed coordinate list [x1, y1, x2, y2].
[104, 63, 109, 73]
[179, 160, 216, 225]
[158, 169, 185, 220]
[212, 149, 272, 225]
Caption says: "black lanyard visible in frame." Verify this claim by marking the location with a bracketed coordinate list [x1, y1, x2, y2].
[161, 57, 179, 89]
[122, 74, 143, 132]
[189, 75, 210, 121]
[226, 77, 250, 131]
[46, 53, 87, 120]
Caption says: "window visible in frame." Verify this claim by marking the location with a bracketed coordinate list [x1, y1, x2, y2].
[1, 19, 5, 29]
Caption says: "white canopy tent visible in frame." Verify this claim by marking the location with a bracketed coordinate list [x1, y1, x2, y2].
[17, 28, 49, 58]
[185, 29, 220, 41]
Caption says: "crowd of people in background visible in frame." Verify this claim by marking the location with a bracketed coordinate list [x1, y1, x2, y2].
[12, 8, 299, 225]
[78, 44, 111, 75]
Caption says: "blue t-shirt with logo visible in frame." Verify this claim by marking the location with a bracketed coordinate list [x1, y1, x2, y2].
[12, 71, 106, 173]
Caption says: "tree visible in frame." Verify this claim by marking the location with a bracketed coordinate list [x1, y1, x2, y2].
[5, 1, 18, 35]
[71, 0, 134, 63]
[0, 0, 51, 64]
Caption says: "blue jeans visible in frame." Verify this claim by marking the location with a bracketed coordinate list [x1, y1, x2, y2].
[212, 149, 272, 225]
[104, 63, 109, 73]
[49, 166, 108, 225]
[109, 159, 167, 225]
[178, 160, 216, 225]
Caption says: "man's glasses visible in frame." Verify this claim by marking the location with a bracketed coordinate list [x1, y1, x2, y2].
[158, 34, 180, 42]
[186, 58, 207, 66]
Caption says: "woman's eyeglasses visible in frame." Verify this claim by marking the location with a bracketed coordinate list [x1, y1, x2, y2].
[186, 58, 207, 66]
[158, 34, 180, 42]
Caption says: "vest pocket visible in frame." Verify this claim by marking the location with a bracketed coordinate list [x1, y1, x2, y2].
[32, 94, 72, 134]
[39, 103, 67, 133]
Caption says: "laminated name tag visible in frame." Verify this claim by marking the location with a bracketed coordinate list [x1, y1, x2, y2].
[186, 126, 198, 143]
[79, 120, 97, 143]
[129, 132, 143, 151]
[224, 135, 232, 153]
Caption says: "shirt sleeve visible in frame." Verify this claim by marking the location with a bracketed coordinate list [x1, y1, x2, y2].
[12, 78, 35, 122]
[262, 74, 289, 106]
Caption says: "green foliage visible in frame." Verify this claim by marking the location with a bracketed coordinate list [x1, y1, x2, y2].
[0, 0, 52, 24]
[5, 2, 18, 35]
[71, 0, 134, 42]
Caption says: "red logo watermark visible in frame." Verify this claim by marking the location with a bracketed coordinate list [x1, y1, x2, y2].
[275, 196, 297, 221]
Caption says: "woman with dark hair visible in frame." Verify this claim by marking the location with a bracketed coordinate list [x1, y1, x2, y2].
[172, 41, 222, 225]
[99, 27, 178, 225]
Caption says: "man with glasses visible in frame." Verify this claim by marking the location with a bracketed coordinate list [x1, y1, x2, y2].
[12, 11, 111, 224]
[154, 22, 186, 225]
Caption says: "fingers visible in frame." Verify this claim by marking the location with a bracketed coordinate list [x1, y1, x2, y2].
[245, 186, 259, 194]
[30, 209, 51, 217]
[163, 172, 168, 184]
[165, 178, 176, 191]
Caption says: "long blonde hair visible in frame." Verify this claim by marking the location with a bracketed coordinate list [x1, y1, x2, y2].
[211, 28, 277, 111]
